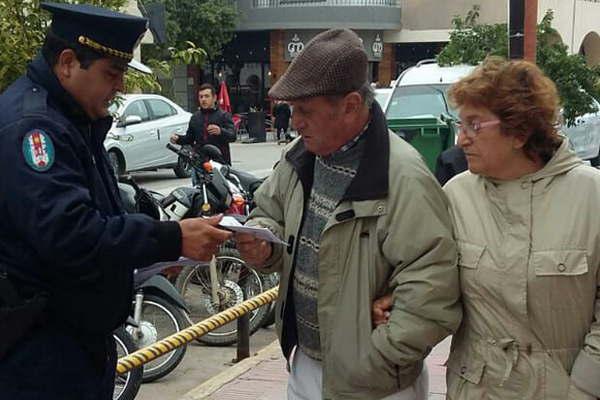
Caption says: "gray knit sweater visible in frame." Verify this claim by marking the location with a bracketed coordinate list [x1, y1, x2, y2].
[293, 138, 365, 360]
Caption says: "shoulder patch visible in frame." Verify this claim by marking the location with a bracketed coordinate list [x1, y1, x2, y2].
[22, 129, 55, 172]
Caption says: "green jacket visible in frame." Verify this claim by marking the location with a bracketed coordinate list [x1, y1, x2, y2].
[247, 104, 462, 399]
[445, 139, 600, 400]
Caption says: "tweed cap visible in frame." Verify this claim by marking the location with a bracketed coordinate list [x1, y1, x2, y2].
[269, 28, 368, 100]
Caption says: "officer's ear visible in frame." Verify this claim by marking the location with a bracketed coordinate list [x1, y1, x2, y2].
[54, 49, 80, 80]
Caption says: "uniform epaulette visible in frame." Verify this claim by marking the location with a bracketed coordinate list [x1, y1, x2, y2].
[22, 85, 48, 117]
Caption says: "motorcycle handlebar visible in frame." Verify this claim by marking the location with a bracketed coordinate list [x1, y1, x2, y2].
[166, 143, 180, 154]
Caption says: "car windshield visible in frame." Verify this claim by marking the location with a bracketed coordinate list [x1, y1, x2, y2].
[374, 90, 391, 107]
[386, 84, 455, 119]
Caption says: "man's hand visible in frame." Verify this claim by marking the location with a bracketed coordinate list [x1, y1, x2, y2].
[372, 293, 393, 328]
[179, 215, 232, 261]
[235, 232, 272, 267]
[170, 134, 180, 144]
[207, 124, 221, 136]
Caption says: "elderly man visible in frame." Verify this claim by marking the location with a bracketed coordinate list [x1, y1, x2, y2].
[236, 29, 461, 400]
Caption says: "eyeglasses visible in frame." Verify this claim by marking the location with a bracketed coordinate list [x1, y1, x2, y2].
[454, 119, 501, 138]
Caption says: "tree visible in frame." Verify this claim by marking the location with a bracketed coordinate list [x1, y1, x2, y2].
[437, 6, 600, 126]
[149, 0, 238, 61]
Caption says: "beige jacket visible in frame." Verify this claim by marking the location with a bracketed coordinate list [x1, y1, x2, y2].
[445, 139, 600, 399]
[247, 103, 462, 399]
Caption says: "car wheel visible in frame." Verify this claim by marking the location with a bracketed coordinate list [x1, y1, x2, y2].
[108, 150, 125, 177]
[173, 154, 192, 178]
[590, 148, 600, 167]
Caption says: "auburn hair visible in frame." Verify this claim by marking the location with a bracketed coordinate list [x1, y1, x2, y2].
[448, 56, 562, 162]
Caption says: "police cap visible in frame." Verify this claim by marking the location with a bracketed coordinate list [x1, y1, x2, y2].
[41, 2, 151, 73]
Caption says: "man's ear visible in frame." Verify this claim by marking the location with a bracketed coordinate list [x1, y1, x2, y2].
[55, 49, 79, 80]
[343, 92, 362, 115]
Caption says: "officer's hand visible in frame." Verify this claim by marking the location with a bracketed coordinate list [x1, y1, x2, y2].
[179, 215, 232, 261]
[170, 134, 180, 144]
[372, 293, 393, 328]
[235, 232, 272, 267]
[207, 124, 221, 135]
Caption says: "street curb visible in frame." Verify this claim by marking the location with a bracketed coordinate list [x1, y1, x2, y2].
[180, 340, 282, 400]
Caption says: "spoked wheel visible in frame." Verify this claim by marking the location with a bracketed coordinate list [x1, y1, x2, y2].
[175, 248, 269, 346]
[128, 295, 189, 382]
[112, 327, 142, 400]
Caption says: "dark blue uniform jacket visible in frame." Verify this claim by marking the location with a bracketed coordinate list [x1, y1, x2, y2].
[0, 55, 181, 399]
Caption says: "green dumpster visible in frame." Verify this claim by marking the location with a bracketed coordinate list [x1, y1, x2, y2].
[387, 114, 456, 172]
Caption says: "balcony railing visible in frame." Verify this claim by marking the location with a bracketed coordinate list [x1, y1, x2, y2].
[252, 0, 401, 8]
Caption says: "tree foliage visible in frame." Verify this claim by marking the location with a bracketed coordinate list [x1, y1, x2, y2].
[149, 0, 238, 61]
[437, 6, 600, 126]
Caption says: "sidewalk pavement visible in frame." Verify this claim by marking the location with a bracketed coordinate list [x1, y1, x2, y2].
[181, 337, 451, 400]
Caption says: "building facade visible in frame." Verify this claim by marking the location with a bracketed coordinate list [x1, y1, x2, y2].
[210, 0, 600, 113]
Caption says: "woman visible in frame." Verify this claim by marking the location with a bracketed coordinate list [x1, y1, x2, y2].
[374, 57, 600, 399]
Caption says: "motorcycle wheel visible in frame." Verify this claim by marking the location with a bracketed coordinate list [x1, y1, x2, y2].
[129, 294, 190, 382]
[175, 248, 270, 346]
[112, 327, 142, 400]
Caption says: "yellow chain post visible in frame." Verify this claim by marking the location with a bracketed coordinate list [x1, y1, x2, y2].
[116, 287, 279, 375]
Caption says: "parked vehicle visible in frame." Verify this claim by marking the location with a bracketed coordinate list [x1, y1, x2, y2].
[164, 143, 273, 345]
[374, 87, 393, 110]
[563, 96, 600, 165]
[113, 323, 142, 400]
[384, 60, 474, 170]
[106, 94, 193, 178]
[130, 273, 190, 382]
[385, 59, 600, 168]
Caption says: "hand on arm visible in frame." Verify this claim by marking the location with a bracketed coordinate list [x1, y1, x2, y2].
[372, 293, 393, 328]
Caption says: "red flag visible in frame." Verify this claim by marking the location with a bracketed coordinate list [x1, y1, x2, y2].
[217, 81, 231, 113]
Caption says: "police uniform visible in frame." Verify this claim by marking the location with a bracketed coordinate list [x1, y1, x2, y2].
[0, 3, 181, 399]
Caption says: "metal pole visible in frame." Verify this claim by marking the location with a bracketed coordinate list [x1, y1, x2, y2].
[508, 0, 525, 59]
[524, 0, 538, 62]
[235, 313, 250, 362]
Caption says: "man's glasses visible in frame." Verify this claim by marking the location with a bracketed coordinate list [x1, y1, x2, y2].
[454, 119, 500, 138]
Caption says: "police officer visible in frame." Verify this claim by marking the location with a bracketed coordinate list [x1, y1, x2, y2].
[0, 3, 231, 399]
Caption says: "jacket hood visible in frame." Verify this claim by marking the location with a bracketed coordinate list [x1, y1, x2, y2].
[527, 137, 583, 181]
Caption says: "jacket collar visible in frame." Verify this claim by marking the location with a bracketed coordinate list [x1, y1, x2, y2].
[27, 54, 113, 147]
[285, 101, 390, 201]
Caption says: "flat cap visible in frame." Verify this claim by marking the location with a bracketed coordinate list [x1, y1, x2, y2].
[41, 2, 151, 73]
[269, 28, 368, 100]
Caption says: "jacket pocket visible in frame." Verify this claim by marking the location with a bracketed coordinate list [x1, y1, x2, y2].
[533, 250, 588, 276]
[447, 351, 486, 385]
[457, 241, 485, 270]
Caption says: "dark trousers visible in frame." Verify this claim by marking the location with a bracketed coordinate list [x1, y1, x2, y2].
[0, 324, 116, 400]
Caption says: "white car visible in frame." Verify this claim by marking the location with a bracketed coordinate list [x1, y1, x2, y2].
[374, 87, 393, 110]
[386, 60, 600, 164]
[563, 97, 600, 165]
[106, 94, 192, 177]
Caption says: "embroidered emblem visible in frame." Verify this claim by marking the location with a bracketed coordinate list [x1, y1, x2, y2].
[22, 129, 55, 172]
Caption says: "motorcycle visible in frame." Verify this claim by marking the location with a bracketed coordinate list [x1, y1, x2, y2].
[130, 273, 190, 382]
[117, 179, 191, 381]
[113, 318, 142, 400]
[163, 143, 274, 345]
